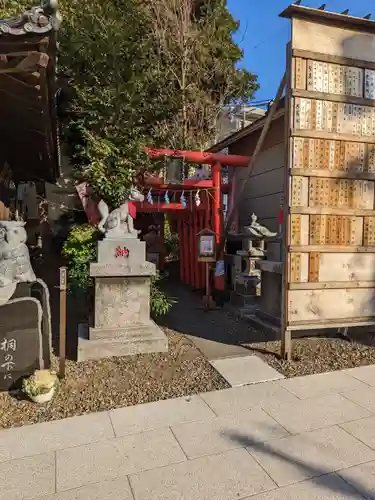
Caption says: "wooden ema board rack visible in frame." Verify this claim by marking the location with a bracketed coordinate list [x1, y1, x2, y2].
[284, 18, 375, 335]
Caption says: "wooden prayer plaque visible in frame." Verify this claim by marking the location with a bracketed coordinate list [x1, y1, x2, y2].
[309, 253, 320, 282]
[364, 217, 375, 246]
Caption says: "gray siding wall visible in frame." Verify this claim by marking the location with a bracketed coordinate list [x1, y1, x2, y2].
[235, 142, 285, 234]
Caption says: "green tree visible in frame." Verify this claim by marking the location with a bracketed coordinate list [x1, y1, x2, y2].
[1, 0, 258, 202]
[58, 0, 164, 208]
[148, 0, 258, 150]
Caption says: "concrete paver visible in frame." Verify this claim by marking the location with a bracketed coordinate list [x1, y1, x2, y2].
[210, 355, 284, 387]
[280, 371, 370, 399]
[38, 478, 134, 500]
[171, 408, 289, 459]
[129, 448, 276, 500]
[338, 460, 375, 499]
[201, 380, 299, 415]
[247, 425, 375, 487]
[246, 473, 365, 499]
[4, 366, 375, 499]
[342, 386, 375, 413]
[344, 365, 375, 387]
[263, 393, 372, 434]
[0, 452, 55, 500]
[0, 412, 114, 463]
[341, 417, 375, 450]
[56, 427, 186, 492]
[110, 395, 215, 437]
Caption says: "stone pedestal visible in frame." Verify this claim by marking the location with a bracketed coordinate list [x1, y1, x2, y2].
[257, 260, 283, 325]
[78, 237, 168, 361]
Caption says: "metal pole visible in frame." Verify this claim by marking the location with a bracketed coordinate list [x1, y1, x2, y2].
[59, 267, 67, 379]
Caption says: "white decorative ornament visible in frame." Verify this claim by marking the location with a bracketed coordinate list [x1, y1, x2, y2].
[147, 189, 153, 204]
[195, 190, 201, 207]
[180, 191, 187, 209]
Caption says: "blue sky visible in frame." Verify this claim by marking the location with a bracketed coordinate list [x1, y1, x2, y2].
[227, 0, 374, 103]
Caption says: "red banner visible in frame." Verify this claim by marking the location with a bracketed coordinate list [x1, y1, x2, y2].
[76, 182, 101, 224]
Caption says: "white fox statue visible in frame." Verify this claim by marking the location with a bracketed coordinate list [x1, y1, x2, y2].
[97, 186, 145, 238]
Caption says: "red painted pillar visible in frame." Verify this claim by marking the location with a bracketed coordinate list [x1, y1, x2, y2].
[212, 163, 225, 291]
[198, 209, 204, 289]
[189, 214, 196, 288]
[193, 211, 201, 289]
[178, 218, 184, 282]
[181, 216, 189, 285]
[197, 211, 202, 289]
[185, 214, 191, 285]
[186, 214, 191, 286]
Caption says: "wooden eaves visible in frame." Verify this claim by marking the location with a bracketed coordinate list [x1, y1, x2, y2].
[0, 0, 61, 183]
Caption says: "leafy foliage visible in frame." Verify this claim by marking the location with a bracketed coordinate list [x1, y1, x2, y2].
[150, 272, 172, 317]
[164, 218, 179, 259]
[0, 0, 30, 17]
[62, 224, 98, 292]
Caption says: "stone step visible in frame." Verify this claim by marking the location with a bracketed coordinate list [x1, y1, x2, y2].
[78, 321, 168, 361]
[241, 313, 281, 338]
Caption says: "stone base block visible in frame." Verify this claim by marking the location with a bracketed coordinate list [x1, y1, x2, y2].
[78, 320, 168, 361]
[259, 269, 282, 320]
[230, 291, 258, 309]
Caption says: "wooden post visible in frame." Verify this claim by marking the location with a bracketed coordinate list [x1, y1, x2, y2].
[59, 267, 67, 379]
[280, 42, 293, 361]
[212, 162, 225, 291]
[205, 262, 210, 299]
[217, 73, 287, 258]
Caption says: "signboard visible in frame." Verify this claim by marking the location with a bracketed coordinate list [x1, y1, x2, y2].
[164, 156, 185, 184]
[198, 229, 216, 262]
[59, 267, 67, 291]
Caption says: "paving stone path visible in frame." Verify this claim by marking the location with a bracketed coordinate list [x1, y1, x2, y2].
[3, 365, 375, 498]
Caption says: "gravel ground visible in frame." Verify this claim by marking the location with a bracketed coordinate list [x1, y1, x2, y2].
[247, 330, 375, 378]
[6, 253, 375, 429]
[0, 329, 228, 430]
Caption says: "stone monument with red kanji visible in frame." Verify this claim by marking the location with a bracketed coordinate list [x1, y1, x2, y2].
[78, 188, 168, 361]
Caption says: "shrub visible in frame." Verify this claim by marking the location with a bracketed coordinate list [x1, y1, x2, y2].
[62, 224, 98, 292]
[150, 272, 172, 317]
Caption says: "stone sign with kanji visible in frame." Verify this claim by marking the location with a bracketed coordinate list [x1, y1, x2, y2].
[0, 298, 42, 391]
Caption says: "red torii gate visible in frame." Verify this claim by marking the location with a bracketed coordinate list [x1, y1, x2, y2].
[134, 148, 250, 292]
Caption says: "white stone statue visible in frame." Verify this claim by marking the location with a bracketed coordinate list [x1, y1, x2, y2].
[97, 186, 145, 238]
[0, 221, 36, 305]
[244, 213, 277, 239]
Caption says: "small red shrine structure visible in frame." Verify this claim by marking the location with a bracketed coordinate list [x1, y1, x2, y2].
[133, 148, 250, 292]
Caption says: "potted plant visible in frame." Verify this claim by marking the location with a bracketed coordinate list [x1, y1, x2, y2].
[22, 370, 58, 403]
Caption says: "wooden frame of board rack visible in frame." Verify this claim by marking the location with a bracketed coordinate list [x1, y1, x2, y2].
[280, 4, 375, 359]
